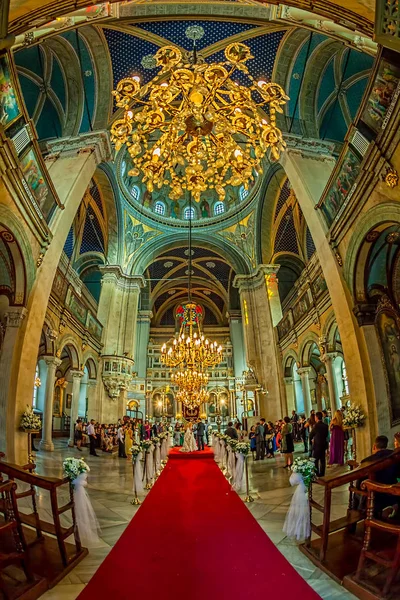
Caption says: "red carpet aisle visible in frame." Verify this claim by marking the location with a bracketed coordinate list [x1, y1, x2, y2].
[78, 451, 320, 600]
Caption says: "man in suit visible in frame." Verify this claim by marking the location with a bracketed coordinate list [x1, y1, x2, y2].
[196, 419, 205, 451]
[225, 421, 238, 440]
[87, 419, 98, 457]
[255, 421, 265, 461]
[309, 411, 329, 477]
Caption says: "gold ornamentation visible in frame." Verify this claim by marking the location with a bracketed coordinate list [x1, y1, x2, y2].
[36, 252, 44, 267]
[383, 165, 399, 188]
[335, 251, 343, 267]
[111, 43, 288, 202]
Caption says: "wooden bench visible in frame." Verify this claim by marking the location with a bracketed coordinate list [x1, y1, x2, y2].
[300, 447, 400, 587]
[0, 460, 88, 597]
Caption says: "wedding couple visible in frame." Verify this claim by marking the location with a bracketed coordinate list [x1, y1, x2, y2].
[180, 420, 205, 453]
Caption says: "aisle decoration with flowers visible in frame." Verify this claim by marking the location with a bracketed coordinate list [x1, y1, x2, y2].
[63, 457, 100, 546]
[152, 436, 161, 476]
[212, 431, 221, 462]
[283, 456, 316, 541]
[131, 443, 144, 501]
[226, 438, 237, 480]
[343, 404, 366, 461]
[141, 439, 154, 489]
[232, 442, 250, 492]
[159, 431, 168, 463]
[20, 405, 42, 464]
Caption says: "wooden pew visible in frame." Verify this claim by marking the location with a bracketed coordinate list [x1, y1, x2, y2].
[300, 448, 400, 585]
[0, 461, 88, 595]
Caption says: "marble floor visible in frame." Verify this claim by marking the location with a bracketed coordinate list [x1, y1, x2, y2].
[21, 440, 355, 600]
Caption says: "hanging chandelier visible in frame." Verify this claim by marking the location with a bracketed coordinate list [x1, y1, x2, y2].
[161, 302, 222, 370]
[176, 387, 210, 410]
[171, 367, 209, 389]
[111, 42, 288, 202]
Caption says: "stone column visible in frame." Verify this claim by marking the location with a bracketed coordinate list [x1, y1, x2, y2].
[297, 367, 312, 416]
[234, 265, 285, 421]
[40, 356, 61, 451]
[284, 376, 295, 414]
[227, 311, 247, 378]
[8, 132, 112, 463]
[86, 379, 99, 422]
[280, 148, 376, 456]
[0, 308, 27, 456]
[68, 370, 84, 447]
[322, 353, 339, 412]
[135, 311, 153, 378]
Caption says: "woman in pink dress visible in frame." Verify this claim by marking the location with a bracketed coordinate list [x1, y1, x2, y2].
[329, 410, 345, 466]
[144, 420, 151, 440]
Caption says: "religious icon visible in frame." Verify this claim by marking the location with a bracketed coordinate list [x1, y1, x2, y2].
[0, 55, 20, 127]
[20, 148, 48, 208]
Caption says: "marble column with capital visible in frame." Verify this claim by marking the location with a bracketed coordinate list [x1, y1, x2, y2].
[86, 379, 99, 422]
[68, 370, 84, 447]
[7, 132, 112, 463]
[297, 367, 312, 416]
[322, 353, 339, 412]
[283, 376, 295, 414]
[40, 356, 62, 451]
[233, 265, 285, 421]
[0, 307, 27, 456]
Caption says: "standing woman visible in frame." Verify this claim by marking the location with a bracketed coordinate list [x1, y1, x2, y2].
[329, 409, 345, 466]
[144, 420, 151, 440]
[75, 419, 83, 451]
[281, 416, 294, 468]
[249, 426, 257, 460]
[125, 424, 133, 458]
[305, 412, 316, 457]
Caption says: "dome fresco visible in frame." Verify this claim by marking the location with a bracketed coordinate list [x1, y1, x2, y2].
[117, 148, 258, 226]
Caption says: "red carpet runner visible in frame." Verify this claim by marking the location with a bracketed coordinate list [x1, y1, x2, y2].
[78, 451, 320, 600]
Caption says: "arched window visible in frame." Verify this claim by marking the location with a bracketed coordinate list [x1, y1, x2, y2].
[239, 186, 249, 201]
[184, 206, 195, 220]
[130, 185, 140, 201]
[154, 201, 166, 216]
[32, 364, 39, 408]
[214, 201, 225, 216]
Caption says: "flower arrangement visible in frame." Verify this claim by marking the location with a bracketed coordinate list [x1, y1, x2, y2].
[158, 432, 167, 440]
[343, 405, 366, 429]
[63, 457, 90, 481]
[20, 405, 42, 431]
[152, 436, 160, 446]
[227, 438, 238, 450]
[130, 443, 142, 461]
[235, 442, 250, 455]
[291, 457, 316, 489]
[141, 440, 153, 451]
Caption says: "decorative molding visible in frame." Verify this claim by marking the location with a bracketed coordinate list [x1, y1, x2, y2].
[4, 307, 27, 327]
[45, 130, 112, 164]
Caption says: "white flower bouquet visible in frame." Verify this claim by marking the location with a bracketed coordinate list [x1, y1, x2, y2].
[141, 440, 153, 451]
[63, 457, 90, 481]
[343, 405, 366, 429]
[158, 432, 167, 440]
[130, 443, 141, 460]
[152, 436, 160, 446]
[235, 442, 250, 455]
[227, 438, 238, 450]
[20, 405, 42, 430]
[291, 457, 316, 489]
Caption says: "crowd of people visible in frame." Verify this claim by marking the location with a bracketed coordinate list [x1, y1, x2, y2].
[73, 417, 171, 458]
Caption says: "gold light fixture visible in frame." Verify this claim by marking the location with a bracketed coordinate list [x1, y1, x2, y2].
[176, 387, 209, 410]
[161, 303, 222, 370]
[171, 368, 209, 389]
[111, 42, 288, 202]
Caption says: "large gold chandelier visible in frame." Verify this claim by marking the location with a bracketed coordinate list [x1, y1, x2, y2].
[111, 42, 288, 202]
[161, 303, 222, 370]
[171, 367, 209, 388]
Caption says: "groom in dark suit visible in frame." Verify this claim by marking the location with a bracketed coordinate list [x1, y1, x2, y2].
[309, 411, 329, 477]
[196, 419, 205, 451]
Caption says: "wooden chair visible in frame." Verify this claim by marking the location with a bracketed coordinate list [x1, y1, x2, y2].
[0, 480, 33, 591]
[354, 479, 400, 597]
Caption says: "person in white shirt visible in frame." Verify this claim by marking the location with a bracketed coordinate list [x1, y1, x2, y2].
[117, 425, 126, 458]
[87, 420, 98, 457]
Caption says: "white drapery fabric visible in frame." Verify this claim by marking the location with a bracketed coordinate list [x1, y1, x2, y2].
[232, 452, 245, 492]
[220, 440, 227, 470]
[132, 453, 144, 496]
[283, 472, 311, 541]
[213, 435, 220, 462]
[155, 441, 161, 473]
[160, 437, 167, 462]
[72, 473, 101, 547]
[227, 446, 236, 480]
[145, 447, 154, 485]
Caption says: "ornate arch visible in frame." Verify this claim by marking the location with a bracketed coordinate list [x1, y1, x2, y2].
[299, 332, 321, 366]
[282, 349, 299, 376]
[83, 351, 98, 379]
[56, 334, 82, 369]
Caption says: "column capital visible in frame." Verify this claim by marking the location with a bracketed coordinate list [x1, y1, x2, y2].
[99, 265, 146, 291]
[297, 366, 312, 376]
[137, 310, 153, 322]
[283, 376, 293, 384]
[87, 379, 98, 388]
[233, 264, 280, 292]
[321, 352, 338, 364]
[70, 369, 84, 380]
[43, 356, 62, 369]
[45, 130, 112, 164]
[226, 310, 242, 322]
[4, 307, 27, 328]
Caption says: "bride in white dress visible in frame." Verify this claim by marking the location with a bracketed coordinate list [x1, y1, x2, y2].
[180, 423, 197, 453]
